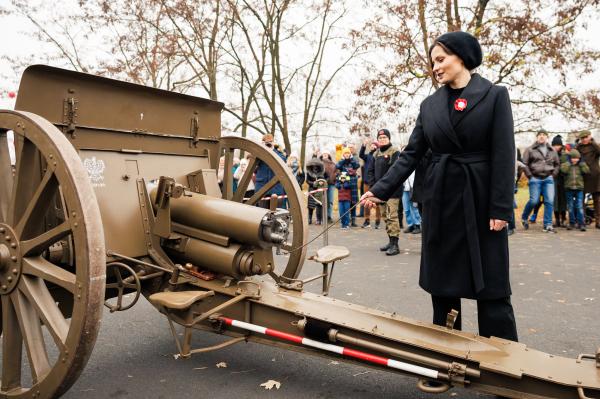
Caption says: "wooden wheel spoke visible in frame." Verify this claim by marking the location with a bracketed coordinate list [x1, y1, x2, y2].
[21, 256, 77, 294]
[232, 156, 257, 202]
[1, 295, 23, 391]
[0, 131, 14, 223]
[222, 148, 234, 200]
[246, 177, 279, 205]
[8, 137, 40, 226]
[20, 220, 71, 257]
[19, 275, 69, 350]
[11, 290, 51, 383]
[14, 166, 58, 239]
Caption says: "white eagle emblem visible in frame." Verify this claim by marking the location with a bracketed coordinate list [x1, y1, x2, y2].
[83, 157, 106, 183]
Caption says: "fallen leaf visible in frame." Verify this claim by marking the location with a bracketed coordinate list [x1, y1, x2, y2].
[584, 297, 595, 301]
[543, 272, 552, 275]
[346, 293, 353, 296]
[260, 380, 281, 390]
[328, 361, 340, 365]
[173, 354, 181, 360]
[528, 328, 537, 333]
[557, 299, 566, 303]
[216, 362, 228, 368]
[194, 367, 208, 370]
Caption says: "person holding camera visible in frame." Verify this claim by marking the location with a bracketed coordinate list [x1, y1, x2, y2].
[336, 147, 360, 227]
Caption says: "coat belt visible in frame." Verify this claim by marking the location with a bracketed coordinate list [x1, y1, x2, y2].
[430, 151, 489, 293]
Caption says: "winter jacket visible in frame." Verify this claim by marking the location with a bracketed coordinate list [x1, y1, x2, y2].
[335, 174, 352, 202]
[306, 158, 326, 209]
[359, 145, 376, 185]
[576, 139, 600, 193]
[368, 145, 402, 198]
[255, 148, 286, 196]
[336, 158, 360, 204]
[321, 157, 337, 185]
[560, 159, 590, 190]
[522, 142, 560, 179]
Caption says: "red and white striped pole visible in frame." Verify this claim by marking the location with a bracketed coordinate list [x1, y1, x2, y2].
[218, 317, 439, 379]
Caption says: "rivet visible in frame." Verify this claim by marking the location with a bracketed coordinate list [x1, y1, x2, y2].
[7, 276, 12, 282]
[1, 285, 6, 290]
[5, 236, 10, 241]
[10, 243, 16, 248]
[74, 222, 78, 227]
[72, 211, 76, 217]
[577, 380, 582, 384]
[12, 269, 17, 274]
[11, 256, 17, 262]
[77, 295, 81, 299]
[49, 154, 53, 159]
[0, 228, 4, 233]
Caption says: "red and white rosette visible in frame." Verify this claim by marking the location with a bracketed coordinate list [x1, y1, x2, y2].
[454, 98, 467, 111]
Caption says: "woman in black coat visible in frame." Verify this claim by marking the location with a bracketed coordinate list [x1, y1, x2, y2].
[361, 31, 517, 341]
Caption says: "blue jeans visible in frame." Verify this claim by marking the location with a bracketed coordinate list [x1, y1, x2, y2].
[339, 200, 351, 227]
[327, 185, 335, 219]
[566, 189, 584, 226]
[402, 191, 421, 226]
[522, 176, 555, 227]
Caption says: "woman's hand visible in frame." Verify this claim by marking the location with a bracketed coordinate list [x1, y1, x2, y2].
[360, 191, 383, 209]
[489, 219, 507, 231]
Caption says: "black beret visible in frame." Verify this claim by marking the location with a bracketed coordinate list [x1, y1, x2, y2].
[432, 31, 483, 70]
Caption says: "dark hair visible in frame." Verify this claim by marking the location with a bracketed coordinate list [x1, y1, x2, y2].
[428, 41, 454, 67]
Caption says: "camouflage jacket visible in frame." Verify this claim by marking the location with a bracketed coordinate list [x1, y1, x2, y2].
[560, 160, 590, 190]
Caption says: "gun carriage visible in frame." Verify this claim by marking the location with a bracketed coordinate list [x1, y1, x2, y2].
[0, 65, 598, 399]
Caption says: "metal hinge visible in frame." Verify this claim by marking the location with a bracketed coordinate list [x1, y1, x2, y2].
[63, 96, 78, 137]
[190, 112, 199, 147]
[448, 361, 468, 386]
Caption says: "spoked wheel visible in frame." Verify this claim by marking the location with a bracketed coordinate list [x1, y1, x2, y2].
[0, 110, 105, 398]
[218, 137, 308, 280]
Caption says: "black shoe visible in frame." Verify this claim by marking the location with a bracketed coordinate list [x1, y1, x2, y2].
[380, 237, 392, 252]
[403, 225, 414, 234]
[374, 221, 381, 229]
[386, 237, 400, 256]
[411, 225, 421, 234]
[361, 220, 371, 228]
[521, 220, 529, 230]
[351, 219, 358, 228]
[543, 225, 557, 233]
[579, 224, 586, 232]
[327, 217, 333, 223]
[308, 219, 313, 225]
[567, 224, 573, 230]
[507, 228, 515, 236]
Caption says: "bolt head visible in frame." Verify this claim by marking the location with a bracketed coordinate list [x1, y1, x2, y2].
[1, 285, 6, 290]
[11, 256, 17, 262]
[0, 228, 5, 233]
[5, 236, 11, 241]
[12, 269, 17, 274]
[10, 243, 16, 248]
[7, 276, 12, 282]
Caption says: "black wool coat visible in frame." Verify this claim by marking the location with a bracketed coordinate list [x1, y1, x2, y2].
[370, 74, 515, 300]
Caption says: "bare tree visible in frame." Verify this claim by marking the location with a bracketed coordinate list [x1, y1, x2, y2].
[352, 0, 600, 135]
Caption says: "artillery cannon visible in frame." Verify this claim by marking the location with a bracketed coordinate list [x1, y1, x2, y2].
[0, 65, 598, 399]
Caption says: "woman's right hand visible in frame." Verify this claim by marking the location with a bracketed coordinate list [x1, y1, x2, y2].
[360, 191, 383, 209]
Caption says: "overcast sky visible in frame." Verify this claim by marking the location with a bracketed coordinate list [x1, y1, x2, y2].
[1, 1, 598, 148]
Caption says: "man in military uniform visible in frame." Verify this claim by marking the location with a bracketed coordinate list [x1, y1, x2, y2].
[367, 129, 402, 255]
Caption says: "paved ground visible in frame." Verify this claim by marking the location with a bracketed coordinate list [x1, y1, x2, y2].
[63, 221, 600, 399]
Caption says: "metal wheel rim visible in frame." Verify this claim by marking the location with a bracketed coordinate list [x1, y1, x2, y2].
[0, 110, 105, 398]
[218, 136, 308, 279]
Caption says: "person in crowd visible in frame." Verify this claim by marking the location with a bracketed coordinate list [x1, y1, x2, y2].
[232, 157, 241, 193]
[217, 156, 225, 191]
[320, 150, 337, 223]
[255, 134, 286, 207]
[411, 150, 432, 215]
[361, 31, 518, 342]
[336, 171, 352, 229]
[576, 130, 600, 229]
[287, 154, 305, 187]
[509, 150, 527, 236]
[402, 170, 421, 234]
[551, 135, 567, 227]
[233, 156, 255, 198]
[560, 149, 590, 231]
[359, 139, 381, 228]
[306, 157, 326, 224]
[521, 130, 560, 233]
[336, 147, 360, 227]
[367, 128, 402, 256]
[346, 142, 362, 221]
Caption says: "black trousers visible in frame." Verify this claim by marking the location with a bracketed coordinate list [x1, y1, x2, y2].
[431, 295, 518, 341]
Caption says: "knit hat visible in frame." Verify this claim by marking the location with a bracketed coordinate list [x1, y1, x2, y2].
[341, 147, 352, 156]
[377, 129, 391, 140]
[431, 31, 483, 70]
[551, 135, 563, 146]
[537, 129, 548, 137]
[578, 130, 592, 139]
[570, 149, 581, 158]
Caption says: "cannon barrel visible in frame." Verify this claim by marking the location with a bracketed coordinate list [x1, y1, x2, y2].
[151, 188, 289, 248]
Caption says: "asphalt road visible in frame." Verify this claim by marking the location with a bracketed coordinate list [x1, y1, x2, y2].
[63, 222, 600, 399]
